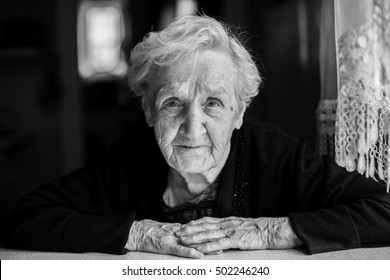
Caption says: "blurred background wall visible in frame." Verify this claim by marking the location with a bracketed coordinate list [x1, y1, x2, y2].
[0, 0, 321, 240]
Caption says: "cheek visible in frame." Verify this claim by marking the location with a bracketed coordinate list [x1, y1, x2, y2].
[207, 113, 237, 149]
[154, 115, 181, 147]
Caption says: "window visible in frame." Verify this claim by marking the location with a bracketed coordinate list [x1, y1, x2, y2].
[77, 0, 127, 78]
[176, 0, 198, 17]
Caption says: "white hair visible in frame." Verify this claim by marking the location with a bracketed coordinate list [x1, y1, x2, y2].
[127, 15, 262, 117]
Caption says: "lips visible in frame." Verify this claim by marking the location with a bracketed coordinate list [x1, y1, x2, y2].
[173, 145, 210, 157]
[176, 145, 207, 149]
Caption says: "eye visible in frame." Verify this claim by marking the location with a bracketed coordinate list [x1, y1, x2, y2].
[162, 97, 181, 108]
[205, 98, 223, 108]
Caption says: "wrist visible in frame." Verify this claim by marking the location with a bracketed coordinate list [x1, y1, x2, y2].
[125, 220, 140, 251]
[267, 217, 303, 249]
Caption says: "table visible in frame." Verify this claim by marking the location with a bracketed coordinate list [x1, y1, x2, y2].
[1, 246, 390, 260]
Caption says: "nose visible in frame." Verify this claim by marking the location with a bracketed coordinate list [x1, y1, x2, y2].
[180, 104, 206, 139]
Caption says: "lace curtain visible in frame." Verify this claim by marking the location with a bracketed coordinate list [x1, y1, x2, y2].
[318, 0, 390, 192]
[317, 0, 338, 158]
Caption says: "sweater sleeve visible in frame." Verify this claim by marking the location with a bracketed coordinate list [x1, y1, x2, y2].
[287, 144, 390, 254]
[6, 148, 137, 255]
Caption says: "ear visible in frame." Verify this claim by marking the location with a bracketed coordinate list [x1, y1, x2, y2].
[234, 106, 245, 129]
[144, 107, 154, 127]
[145, 115, 153, 127]
[141, 87, 155, 127]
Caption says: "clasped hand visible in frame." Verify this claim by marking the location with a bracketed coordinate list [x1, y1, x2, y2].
[126, 216, 301, 258]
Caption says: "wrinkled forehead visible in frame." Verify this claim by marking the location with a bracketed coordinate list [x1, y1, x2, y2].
[152, 50, 237, 93]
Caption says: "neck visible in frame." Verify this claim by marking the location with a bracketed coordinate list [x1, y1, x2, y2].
[169, 142, 230, 198]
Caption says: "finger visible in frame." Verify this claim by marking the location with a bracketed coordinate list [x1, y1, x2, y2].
[185, 217, 243, 228]
[180, 230, 226, 245]
[178, 218, 244, 237]
[176, 223, 221, 237]
[169, 244, 204, 259]
[205, 249, 223, 255]
[195, 238, 232, 254]
[186, 216, 222, 225]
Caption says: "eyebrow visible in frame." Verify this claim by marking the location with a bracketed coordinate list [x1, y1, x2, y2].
[155, 83, 185, 104]
[204, 84, 229, 95]
[155, 83, 179, 97]
[155, 81, 230, 100]
[156, 82, 178, 92]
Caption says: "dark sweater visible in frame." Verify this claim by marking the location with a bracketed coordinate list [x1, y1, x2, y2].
[7, 118, 390, 255]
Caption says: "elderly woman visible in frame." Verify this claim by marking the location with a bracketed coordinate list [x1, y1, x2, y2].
[7, 15, 390, 258]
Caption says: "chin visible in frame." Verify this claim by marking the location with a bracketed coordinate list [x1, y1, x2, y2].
[173, 158, 212, 173]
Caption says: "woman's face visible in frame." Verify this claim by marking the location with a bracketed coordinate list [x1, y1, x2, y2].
[147, 50, 244, 174]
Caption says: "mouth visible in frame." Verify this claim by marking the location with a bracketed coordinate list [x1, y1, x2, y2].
[177, 145, 203, 149]
[175, 144, 210, 149]
[173, 145, 211, 156]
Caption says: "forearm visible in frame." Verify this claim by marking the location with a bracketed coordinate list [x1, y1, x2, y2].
[9, 199, 133, 254]
[289, 196, 390, 254]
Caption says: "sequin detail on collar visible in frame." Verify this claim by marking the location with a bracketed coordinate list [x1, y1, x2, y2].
[233, 129, 251, 215]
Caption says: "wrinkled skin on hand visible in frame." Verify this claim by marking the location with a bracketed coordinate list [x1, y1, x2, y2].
[126, 219, 204, 258]
[176, 216, 302, 254]
[126, 217, 302, 258]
